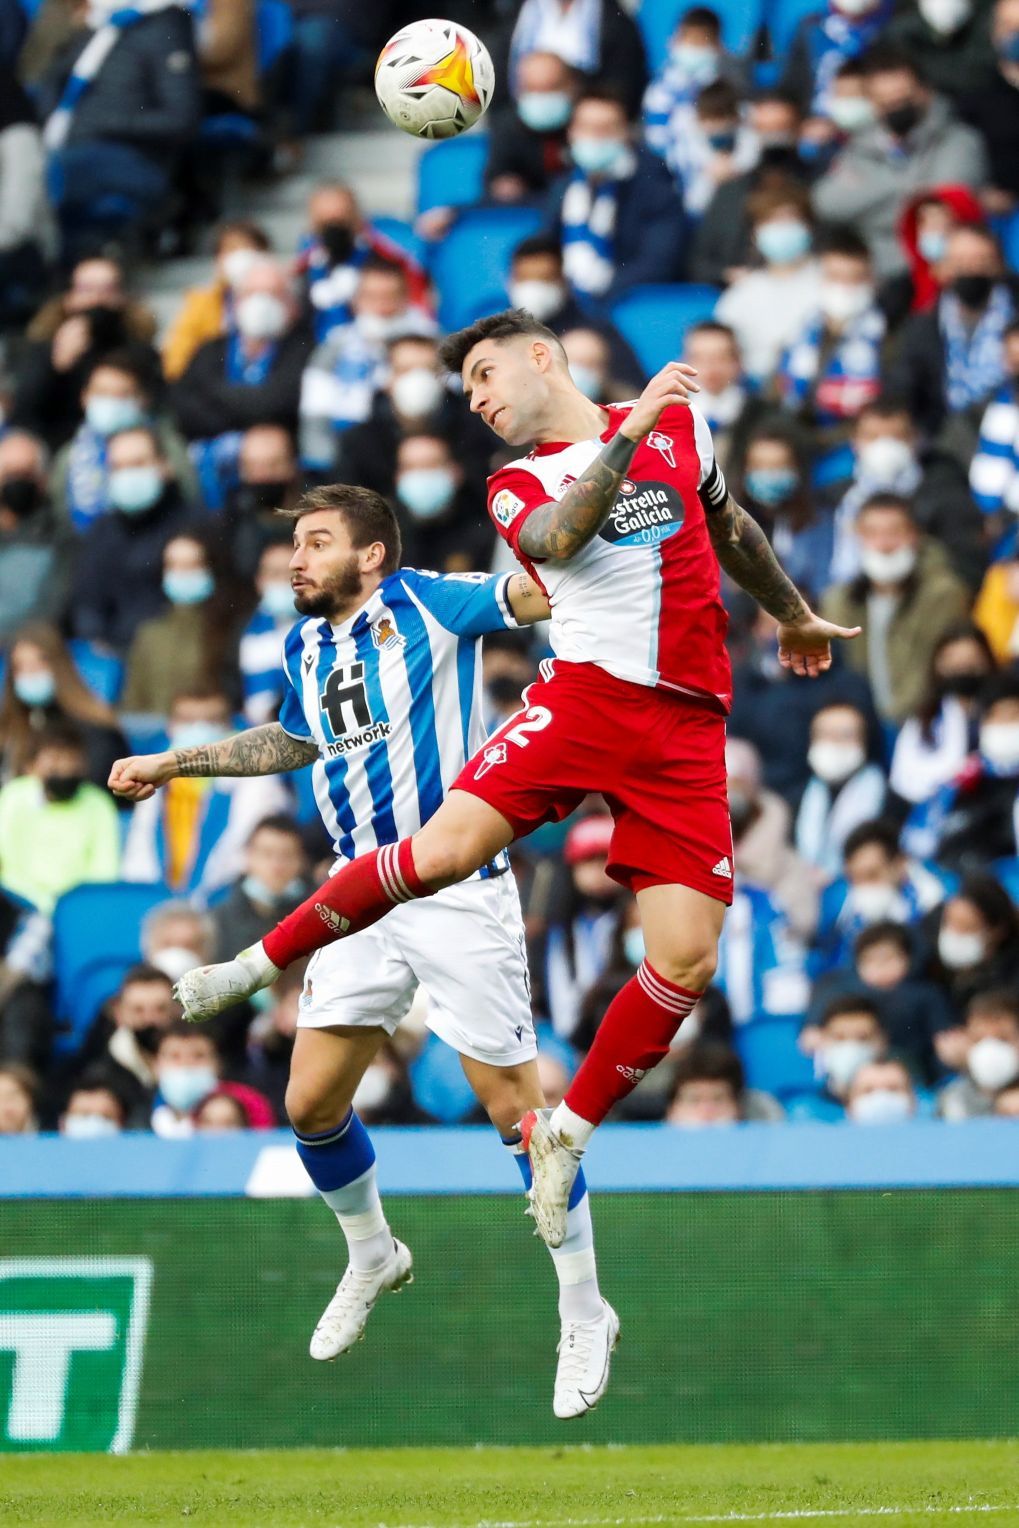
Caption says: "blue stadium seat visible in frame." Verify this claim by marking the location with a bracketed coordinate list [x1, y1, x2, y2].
[52, 881, 172, 1056]
[256, 0, 295, 74]
[372, 216, 429, 270]
[765, 0, 824, 61]
[637, 0, 764, 72]
[997, 208, 1019, 275]
[735, 1018, 817, 1099]
[784, 1090, 842, 1123]
[609, 284, 720, 377]
[430, 205, 543, 332]
[69, 640, 124, 707]
[417, 134, 490, 215]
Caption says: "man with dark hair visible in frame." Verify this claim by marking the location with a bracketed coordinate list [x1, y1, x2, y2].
[110, 487, 616, 1418]
[171, 310, 857, 1264]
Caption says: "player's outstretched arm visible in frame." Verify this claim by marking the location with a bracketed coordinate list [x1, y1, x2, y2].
[517, 362, 699, 562]
[108, 724, 320, 801]
[505, 572, 551, 624]
[704, 490, 861, 679]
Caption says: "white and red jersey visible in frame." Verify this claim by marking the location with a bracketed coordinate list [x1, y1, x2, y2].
[487, 401, 732, 711]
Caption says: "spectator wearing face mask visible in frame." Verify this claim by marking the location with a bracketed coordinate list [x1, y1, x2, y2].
[890, 223, 1018, 450]
[151, 1023, 223, 1137]
[782, 0, 893, 116]
[120, 532, 240, 716]
[889, 623, 996, 809]
[210, 814, 310, 961]
[0, 1062, 39, 1134]
[887, 0, 996, 104]
[969, 322, 1019, 543]
[925, 875, 1019, 1022]
[0, 432, 72, 643]
[657, 79, 760, 219]
[238, 540, 298, 725]
[690, 89, 811, 288]
[812, 817, 947, 974]
[795, 701, 886, 878]
[12, 256, 160, 451]
[295, 182, 431, 342]
[53, 349, 198, 533]
[812, 48, 989, 281]
[0, 622, 127, 787]
[797, 994, 891, 1119]
[714, 183, 822, 382]
[336, 332, 492, 499]
[559, 327, 629, 406]
[299, 260, 437, 470]
[882, 186, 987, 330]
[681, 322, 761, 473]
[485, 50, 577, 205]
[959, 0, 1019, 215]
[174, 258, 315, 443]
[72, 426, 197, 653]
[845, 1056, 918, 1124]
[70, 963, 178, 1124]
[726, 737, 818, 938]
[59, 1068, 128, 1138]
[938, 989, 1019, 1119]
[392, 432, 495, 573]
[140, 899, 214, 984]
[665, 1041, 783, 1126]
[736, 425, 834, 600]
[222, 424, 303, 581]
[501, 0, 648, 120]
[821, 494, 972, 724]
[0, 722, 119, 912]
[547, 87, 687, 308]
[829, 394, 984, 589]
[162, 218, 271, 382]
[121, 686, 290, 898]
[818, 55, 875, 140]
[643, 7, 747, 152]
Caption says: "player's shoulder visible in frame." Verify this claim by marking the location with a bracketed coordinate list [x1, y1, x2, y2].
[282, 616, 318, 655]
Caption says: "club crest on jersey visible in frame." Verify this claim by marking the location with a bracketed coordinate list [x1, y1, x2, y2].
[475, 741, 507, 778]
[491, 488, 525, 527]
[300, 977, 314, 1008]
[647, 431, 676, 468]
[371, 613, 404, 651]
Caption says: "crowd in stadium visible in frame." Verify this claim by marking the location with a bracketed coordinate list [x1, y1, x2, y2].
[0, 0, 1018, 1140]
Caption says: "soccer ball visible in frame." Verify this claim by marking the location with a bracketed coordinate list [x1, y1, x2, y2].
[375, 18, 494, 140]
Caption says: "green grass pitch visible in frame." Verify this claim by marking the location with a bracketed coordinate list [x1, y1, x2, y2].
[2, 1441, 1017, 1527]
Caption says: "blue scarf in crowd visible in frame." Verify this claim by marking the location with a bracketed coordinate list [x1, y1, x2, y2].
[560, 152, 635, 301]
[43, 0, 178, 150]
[778, 307, 885, 425]
[941, 285, 1014, 413]
[65, 424, 110, 531]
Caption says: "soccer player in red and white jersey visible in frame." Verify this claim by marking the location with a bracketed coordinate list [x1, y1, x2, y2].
[177, 310, 858, 1249]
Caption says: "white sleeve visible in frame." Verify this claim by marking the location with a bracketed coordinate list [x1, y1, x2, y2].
[691, 405, 728, 510]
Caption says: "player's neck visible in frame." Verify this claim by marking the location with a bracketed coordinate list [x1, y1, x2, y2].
[325, 575, 384, 626]
[533, 396, 609, 445]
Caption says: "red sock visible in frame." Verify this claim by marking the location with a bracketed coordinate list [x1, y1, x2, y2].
[262, 839, 432, 968]
[565, 960, 702, 1125]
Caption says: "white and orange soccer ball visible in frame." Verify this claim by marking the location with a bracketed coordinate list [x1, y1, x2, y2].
[374, 18, 494, 139]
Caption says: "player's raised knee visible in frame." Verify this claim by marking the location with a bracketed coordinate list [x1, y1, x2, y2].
[285, 1079, 340, 1136]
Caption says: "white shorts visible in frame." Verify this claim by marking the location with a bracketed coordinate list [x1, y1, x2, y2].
[296, 871, 536, 1068]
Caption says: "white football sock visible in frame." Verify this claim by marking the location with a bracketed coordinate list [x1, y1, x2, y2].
[505, 1141, 602, 1323]
[549, 1100, 595, 1152]
[319, 1164, 393, 1271]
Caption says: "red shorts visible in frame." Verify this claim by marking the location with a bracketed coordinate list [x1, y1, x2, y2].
[453, 660, 734, 904]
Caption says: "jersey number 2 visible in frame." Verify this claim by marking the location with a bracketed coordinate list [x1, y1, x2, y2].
[503, 706, 552, 748]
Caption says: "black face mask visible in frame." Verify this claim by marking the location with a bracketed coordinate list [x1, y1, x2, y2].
[0, 476, 41, 519]
[232, 480, 291, 515]
[43, 774, 83, 803]
[940, 670, 986, 699]
[319, 221, 356, 265]
[134, 1024, 165, 1054]
[758, 143, 801, 171]
[952, 273, 995, 309]
[881, 101, 923, 138]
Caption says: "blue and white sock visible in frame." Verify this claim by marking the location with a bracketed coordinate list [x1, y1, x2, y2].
[295, 1111, 393, 1271]
[503, 1134, 603, 1323]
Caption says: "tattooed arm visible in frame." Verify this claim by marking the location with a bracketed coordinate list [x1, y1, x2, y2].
[505, 571, 551, 623]
[700, 464, 861, 678]
[517, 361, 700, 561]
[108, 724, 319, 802]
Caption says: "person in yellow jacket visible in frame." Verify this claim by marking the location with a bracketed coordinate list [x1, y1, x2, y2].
[162, 219, 271, 381]
[973, 545, 1019, 663]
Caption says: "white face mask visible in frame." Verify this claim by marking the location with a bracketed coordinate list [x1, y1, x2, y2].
[859, 544, 917, 584]
[221, 247, 261, 291]
[697, 382, 745, 425]
[820, 281, 875, 326]
[835, 0, 878, 14]
[391, 367, 443, 418]
[148, 945, 201, 982]
[849, 882, 901, 924]
[850, 1088, 913, 1124]
[62, 1112, 121, 1139]
[857, 436, 916, 482]
[919, 0, 973, 33]
[159, 1064, 218, 1114]
[235, 292, 288, 341]
[979, 722, 1019, 775]
[356, 311, 400, 343]
[508, 279, 565, 322]
[828, 95, 875, 134]
[808, 739, 866, 784]
[968, 1035, 1019, 1092]
[938, 926, 986, 970]
[822, 1038, 879, 1093]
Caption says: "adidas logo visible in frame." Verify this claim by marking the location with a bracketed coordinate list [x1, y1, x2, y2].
[615, 1064, 647, 1084]
[315, 902, 350, 934]
[711, 856, 732, 879]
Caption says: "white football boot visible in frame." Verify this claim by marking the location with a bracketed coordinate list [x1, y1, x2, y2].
[173, 945, 278, 1022]
[309, 1240, 414, 1360]
[519, 1107, 583, 1248]
[554, 1300, 620, 1419]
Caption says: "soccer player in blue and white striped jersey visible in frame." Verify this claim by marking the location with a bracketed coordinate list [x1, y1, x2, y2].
[110, 483, 618, 1418]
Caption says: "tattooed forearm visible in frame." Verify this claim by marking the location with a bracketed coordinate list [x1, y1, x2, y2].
[705, 492, 810, 624]
[517, 430, 639, 560]
[173, 724, 319, 778]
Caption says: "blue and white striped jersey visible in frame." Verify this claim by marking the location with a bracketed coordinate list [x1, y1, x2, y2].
[278, 568, 517, 867]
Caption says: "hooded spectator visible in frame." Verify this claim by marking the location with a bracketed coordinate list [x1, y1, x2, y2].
[883, 185, 987, 326]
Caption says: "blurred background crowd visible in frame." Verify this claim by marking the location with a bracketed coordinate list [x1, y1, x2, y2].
[1, 0, 1018, 1142]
